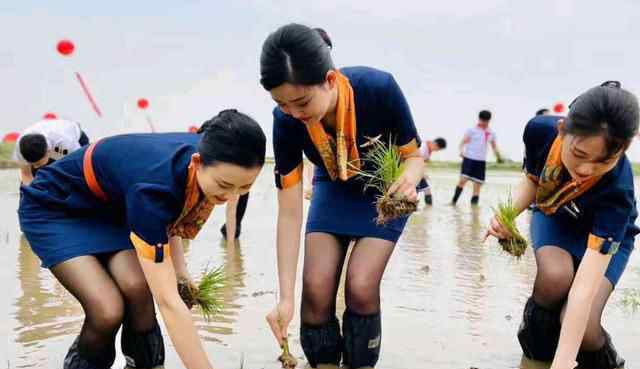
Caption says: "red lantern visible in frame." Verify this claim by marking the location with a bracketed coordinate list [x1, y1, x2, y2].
[553, 102, 565, 113]
[188, 125, 199, 133]
[43, 112, 58, 120]
[56, 40, 75, 56]
[2, 132, 19, 143]
[137, 98, 149, 110]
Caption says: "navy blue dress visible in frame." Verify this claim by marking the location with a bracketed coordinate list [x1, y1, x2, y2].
[19, 133, 202, 268]
[273, 66, 422, 242]
[523, 115, 639, 285]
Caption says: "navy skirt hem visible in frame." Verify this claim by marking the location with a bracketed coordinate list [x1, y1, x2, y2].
[305, 180, 409, 244]
[19, 194, 133, 269]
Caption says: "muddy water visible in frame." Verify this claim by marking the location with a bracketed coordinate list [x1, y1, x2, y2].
[1, 166, 638, 368]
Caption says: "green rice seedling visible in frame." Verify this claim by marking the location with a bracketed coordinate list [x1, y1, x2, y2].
[621, 288, 640, 312]
[493, 194, 528, 258]
[355, 136, 417, 225]
[177, 265, 225, 321]
[0, 142, 16, 161]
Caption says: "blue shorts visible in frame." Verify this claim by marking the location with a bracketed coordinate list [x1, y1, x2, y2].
[461, 157, 486, 183]
[530, 210, 635, 286]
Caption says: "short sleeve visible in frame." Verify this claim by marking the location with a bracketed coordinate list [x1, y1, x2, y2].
[589, 164, 635, 255]
[273, 109, 304, 189]
[384, 74, 421, 158]
[489, 130, 497, 143]
[523, 117, 558, 181]
[126, 183, 182, 262]
[463, 128, 472, 143]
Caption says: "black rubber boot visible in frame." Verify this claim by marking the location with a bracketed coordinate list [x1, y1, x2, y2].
[121, 320, 165, 368]
[342, 310, 381, 369]
[300, 317, 342, 368]
[64, 336, 115, 369]
[517, 297, 561, 361]
[424, 194, 433, 205]
[220, 192, 249, 239]
[452, 186, 464, 204]
[576, 330, 625, 369]
[220, 223, 241, 240]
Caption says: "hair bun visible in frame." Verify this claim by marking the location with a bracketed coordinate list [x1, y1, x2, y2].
[313, 27, 333, 50]
[601, 80, 621, 88]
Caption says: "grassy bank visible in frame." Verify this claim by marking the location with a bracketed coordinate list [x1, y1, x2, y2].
[0, 142, 18, 169]
[2, 144, 639, 175]
[266, 157, 640, 175]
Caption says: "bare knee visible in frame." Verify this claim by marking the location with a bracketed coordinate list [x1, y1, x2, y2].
[346, 275, 379, 314]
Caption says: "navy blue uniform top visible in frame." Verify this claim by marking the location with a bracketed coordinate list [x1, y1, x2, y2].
[523, 115, 639, 249]
[21, 133, 199, 251]
[272, 66, 421, 190]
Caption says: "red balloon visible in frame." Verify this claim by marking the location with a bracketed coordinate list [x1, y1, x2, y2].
[57, 40, 75, 56]
[2, 132, 19, 143]
[188, 125, 199, 133]
[137, 98, 149, 110]
[43, 112, 58, 120]
[553, 102, 565, 113]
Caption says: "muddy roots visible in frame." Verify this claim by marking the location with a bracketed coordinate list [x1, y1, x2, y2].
[498, 235, 528, 259]
[177, 267, 225, 321]
[177, 278, 199, 310]
[375, 194, 417, 225]
[278, 337, 297, 368]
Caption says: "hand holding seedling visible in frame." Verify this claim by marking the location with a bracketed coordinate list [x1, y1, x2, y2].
[266, 299, 294, 346]
[486, 195, 529, 258]
[484, 215, 512, 241]
[387, 169, 420, 202]
[177, 277, 199, 309]
[177, 266, 225, 321]
[355, 138, 422, 224]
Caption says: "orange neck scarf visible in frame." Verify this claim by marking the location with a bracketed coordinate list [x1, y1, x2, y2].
[168, 159, 215, 239]
[536, 135, 602, 215]
[305, 71, 360, 181]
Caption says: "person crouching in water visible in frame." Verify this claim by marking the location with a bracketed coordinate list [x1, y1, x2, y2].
[486, 81, 638, 369]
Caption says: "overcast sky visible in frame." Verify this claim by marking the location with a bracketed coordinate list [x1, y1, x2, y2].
[2, 0, 640, 160]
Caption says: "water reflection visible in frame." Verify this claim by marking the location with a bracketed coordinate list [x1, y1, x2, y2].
[13, 235, 81, 366]
[451, 207, 488, 340]
[191, 238, 246, 342]
[519, 355, 550, 369]
[3, 169, 638, 369]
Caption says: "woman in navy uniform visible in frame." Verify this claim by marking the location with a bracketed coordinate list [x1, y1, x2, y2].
[19, 110, 266, 369]
[486, 82, 639, 369]
[261, 24, 425, 368]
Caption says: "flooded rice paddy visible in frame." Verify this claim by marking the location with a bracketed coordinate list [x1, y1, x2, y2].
[0, 166, 638, 368]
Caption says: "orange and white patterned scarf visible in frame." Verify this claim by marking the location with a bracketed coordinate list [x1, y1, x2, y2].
[168, 159, 215, 239]
[304, 71, 361, 181]
[535, 135, 602, 215]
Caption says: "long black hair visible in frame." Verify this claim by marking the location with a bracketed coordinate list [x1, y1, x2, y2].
[197, 109, 266, 168]
[565, 81, 639, 159]
[260, 23, 334, 91]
